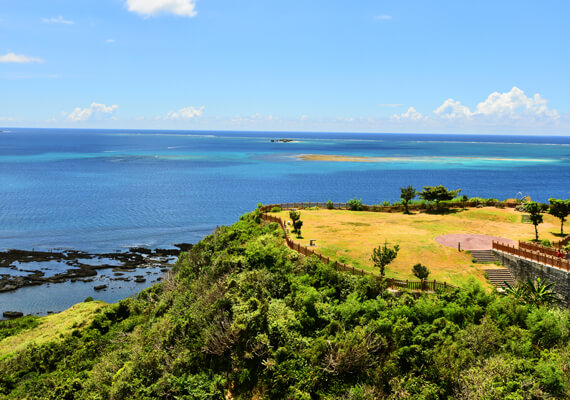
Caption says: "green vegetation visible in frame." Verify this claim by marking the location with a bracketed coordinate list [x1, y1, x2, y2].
[346, 198, 364, 211]
[400, 185, 416, 214]
[548, 198, 570, 235]
[504, 278, 560, 306]
[1, 212, 569, 399]
[371, 241, 400, 276]
[326, 200, 334, 209]
[418, 185, 461, 212]
[289, 210, 303, 237]
[526, 201, 546, 241]
[412, 263, 430, 280]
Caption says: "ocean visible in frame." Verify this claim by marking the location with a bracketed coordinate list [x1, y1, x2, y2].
[1, 128, 570, 315]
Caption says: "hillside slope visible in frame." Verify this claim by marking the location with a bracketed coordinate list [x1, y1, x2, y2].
[0, 211, 569, 399]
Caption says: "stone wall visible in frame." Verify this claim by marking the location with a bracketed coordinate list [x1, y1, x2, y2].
[493, 250, 570, 307]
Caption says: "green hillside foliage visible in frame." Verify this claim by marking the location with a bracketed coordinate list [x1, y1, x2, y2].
[1, 212, 569, 399]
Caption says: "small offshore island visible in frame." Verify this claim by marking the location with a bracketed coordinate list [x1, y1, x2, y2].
[1, 191, 569, 399]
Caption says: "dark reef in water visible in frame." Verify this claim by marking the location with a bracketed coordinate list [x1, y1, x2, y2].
[0, 244, 192, 293]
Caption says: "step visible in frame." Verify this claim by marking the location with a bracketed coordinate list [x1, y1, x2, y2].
[484, 268, 516, 288]
[470, 250, 498, 263]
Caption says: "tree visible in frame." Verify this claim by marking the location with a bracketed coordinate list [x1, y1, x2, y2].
[418, 185, 461, 211]
[371, 242, 400, 276]
[400, 185, 416, 214]
[548, 198, 570, 236]
[346, 198, 364, 211]
[412, 263, 430, 280]
[525, 201, 545, 241]
[461, 194, 469, 210]
[289, 210, 303, 237]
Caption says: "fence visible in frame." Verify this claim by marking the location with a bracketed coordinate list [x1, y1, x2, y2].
[492, 241, 570, 272]
[555, 235, 570, 248]
[261, 213, 456, 292]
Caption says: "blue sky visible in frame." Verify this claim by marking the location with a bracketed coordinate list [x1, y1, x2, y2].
[1, 0, 569, 134]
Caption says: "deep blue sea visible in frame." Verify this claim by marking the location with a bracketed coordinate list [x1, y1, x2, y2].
[1, 128, 570, 315]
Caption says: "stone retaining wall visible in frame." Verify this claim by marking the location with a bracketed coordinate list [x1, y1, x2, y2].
[493, 250, 570, 307]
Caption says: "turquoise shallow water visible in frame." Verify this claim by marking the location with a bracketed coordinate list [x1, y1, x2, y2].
[1, 128, 569, 315]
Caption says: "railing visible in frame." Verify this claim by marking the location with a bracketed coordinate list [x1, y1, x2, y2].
[554, 235, 570, 248]
[493, 241, 570, 272]
[261, 213, 456, 292]
[259, 200, 516, 214]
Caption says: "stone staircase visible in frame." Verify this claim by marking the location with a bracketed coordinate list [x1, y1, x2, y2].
[484, 268, 516, 289]
[470, 249, 498, 263]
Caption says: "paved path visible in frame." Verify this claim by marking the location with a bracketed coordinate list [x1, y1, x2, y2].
[435, 233, 516, 250]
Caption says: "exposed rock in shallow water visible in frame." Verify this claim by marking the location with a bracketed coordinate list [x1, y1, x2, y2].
[0, 244, 191, 293]
[3, 311, 23, 319]
[94, 285, 107, 291]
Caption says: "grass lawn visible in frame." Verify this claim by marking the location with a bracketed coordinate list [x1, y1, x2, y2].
[0, 300, 106, 359]
[273, 207, 561, 287]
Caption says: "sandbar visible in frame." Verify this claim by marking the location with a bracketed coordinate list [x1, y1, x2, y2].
[296, 154, 553, 163]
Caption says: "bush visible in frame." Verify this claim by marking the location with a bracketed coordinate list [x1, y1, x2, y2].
[271, 206, 282, 213]
[411, 263, 430, 280]
[327, 200, 334, 209]
[541, 239, 552, 247]
[347, 198, 364, 211]
[381, 201, 390, 207]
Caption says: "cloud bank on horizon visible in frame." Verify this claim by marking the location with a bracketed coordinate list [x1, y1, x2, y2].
[393, 87, 560, 126]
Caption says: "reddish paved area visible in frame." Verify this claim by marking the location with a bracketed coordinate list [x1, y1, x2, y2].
[435, 234, 516, 250]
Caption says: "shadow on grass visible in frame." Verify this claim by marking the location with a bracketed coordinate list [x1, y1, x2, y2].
[551, 232, 567, 237]
[421, 208, 464, 215]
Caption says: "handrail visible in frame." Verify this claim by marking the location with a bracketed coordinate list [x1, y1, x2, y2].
[261, 213, 456, 292]
[492, 241, 570, 272]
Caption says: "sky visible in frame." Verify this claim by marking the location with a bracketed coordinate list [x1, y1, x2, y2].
[1, 0, 569, 135]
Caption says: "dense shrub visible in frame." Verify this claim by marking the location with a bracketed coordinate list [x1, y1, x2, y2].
[347, 198, 364, 211]
[1, 211, 569, 399]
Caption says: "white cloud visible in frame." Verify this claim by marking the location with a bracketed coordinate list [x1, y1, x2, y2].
[126, 0, 198, 17]
[433, 99, 472, 119]
[42, 16, 74, 24]
[375, 15, 392, 20]
[0, 116, 14, 122]
[106, 39, 116, 43]
[473, 87, 558, 119]
[393, 87, 559, 125]
[0, 53, 44, 64]
[67, 102, 119, 122]
[164, 106, 204, 120]
[392, 107, 424, 121]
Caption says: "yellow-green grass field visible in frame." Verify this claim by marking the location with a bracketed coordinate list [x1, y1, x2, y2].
[0, 300, 106, 359]
[273, 207, 562, 287]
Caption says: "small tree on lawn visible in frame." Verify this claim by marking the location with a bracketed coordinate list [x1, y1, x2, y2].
[525, 201, 545, 241]
[412, 263, 430, 280]
[400, 185, 416, 214]
[548, 198, 570, 236]
[461, 194, 469, 210]
[289, 210, 303, 237]
[371, 241, 400, 276]
[418, 185, 461, 212]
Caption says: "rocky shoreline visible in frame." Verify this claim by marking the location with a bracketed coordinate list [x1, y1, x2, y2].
[0, 243, 192, 295]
